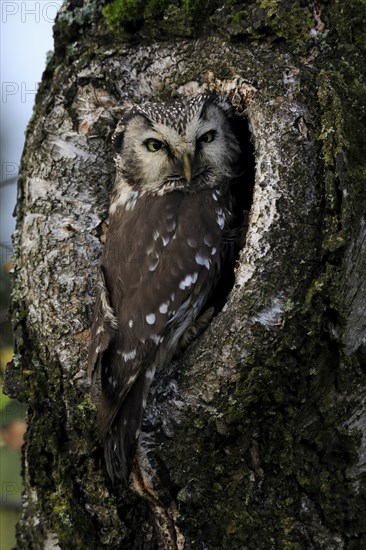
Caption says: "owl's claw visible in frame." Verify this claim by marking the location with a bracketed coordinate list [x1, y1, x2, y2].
[177, 306, 215, 353]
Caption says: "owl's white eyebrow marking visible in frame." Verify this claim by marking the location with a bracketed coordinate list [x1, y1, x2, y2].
[195, 253, 211, 270]
[146, 313, 156, 325]
[159, 302, 169, 314]
[187, 237, 198, 248]
[179, 272, 199, 289]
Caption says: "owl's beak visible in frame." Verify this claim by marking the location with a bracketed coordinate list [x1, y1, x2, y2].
[183, 155, 192, 184]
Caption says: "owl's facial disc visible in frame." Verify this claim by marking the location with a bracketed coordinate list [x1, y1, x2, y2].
[143, 120, 222, 185]
[120, 99, 241, 191]
[142, 136, 193, 182]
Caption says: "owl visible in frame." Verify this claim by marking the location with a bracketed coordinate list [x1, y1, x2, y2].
[88, 92, 243, 482]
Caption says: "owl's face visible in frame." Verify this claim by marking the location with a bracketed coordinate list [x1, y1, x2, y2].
[114, 94, 241, 195]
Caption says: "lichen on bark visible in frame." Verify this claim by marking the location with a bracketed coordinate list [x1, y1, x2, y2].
[4, 0, 366, 548]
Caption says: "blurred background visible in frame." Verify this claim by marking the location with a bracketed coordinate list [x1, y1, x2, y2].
[1, 2, 61, 547]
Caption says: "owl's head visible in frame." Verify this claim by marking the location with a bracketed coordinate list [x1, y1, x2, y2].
[113, 93, 242, 194]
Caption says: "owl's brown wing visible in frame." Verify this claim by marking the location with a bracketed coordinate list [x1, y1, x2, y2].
[88, 186, 234, 480]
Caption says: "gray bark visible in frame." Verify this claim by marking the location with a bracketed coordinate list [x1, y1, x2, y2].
[5, 1, 366, 548]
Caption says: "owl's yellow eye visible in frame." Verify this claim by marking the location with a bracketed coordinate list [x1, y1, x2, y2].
[145, 139, 164, 152]
[199, 130, 216, 144]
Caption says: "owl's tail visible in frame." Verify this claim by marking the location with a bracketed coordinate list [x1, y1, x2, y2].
[101, 370, 148, 483]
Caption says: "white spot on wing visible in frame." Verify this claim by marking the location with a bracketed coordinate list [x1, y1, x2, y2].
[179, 272, 199, 289]
[159, 302, 169, 314]
[148, 257, 159, 271]
[216, 208, 225, 229]
[122, 349, 137, 361]
[195, 253, 211, 270]
[146, 313, 156, 325]
[128, 319, 134, 328]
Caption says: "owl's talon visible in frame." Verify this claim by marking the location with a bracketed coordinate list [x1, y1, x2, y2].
[177, 306, 215, 353]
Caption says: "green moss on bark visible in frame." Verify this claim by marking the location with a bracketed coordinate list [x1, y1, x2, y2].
[103, 0, 144, 31]
[317, 70, 366, 253]
[100, 0, 315, 48]
[162, 307, 364, 547]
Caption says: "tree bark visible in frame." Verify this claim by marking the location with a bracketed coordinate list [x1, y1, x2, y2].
[5, 1, 366, 548]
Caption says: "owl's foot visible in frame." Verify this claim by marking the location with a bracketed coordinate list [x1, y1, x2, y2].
[130, 446, 185, 549]
[177, 306, 215, 352]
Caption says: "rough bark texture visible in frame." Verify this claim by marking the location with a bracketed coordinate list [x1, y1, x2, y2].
[4, 0, 366, 548]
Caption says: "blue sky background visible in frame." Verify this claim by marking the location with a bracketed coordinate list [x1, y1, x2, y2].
[1, 1, 62, 247]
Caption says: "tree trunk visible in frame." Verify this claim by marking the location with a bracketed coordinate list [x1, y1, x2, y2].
[5, 1, 366, 548]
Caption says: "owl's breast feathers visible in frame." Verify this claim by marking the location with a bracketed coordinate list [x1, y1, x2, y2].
[88, 186, 234, 480]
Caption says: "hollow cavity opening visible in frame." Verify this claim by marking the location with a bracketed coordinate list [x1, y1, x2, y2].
[206, 108, 255, 313]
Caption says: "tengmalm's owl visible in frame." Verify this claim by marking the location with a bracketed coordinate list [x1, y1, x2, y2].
[88, 93, 243, 482]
